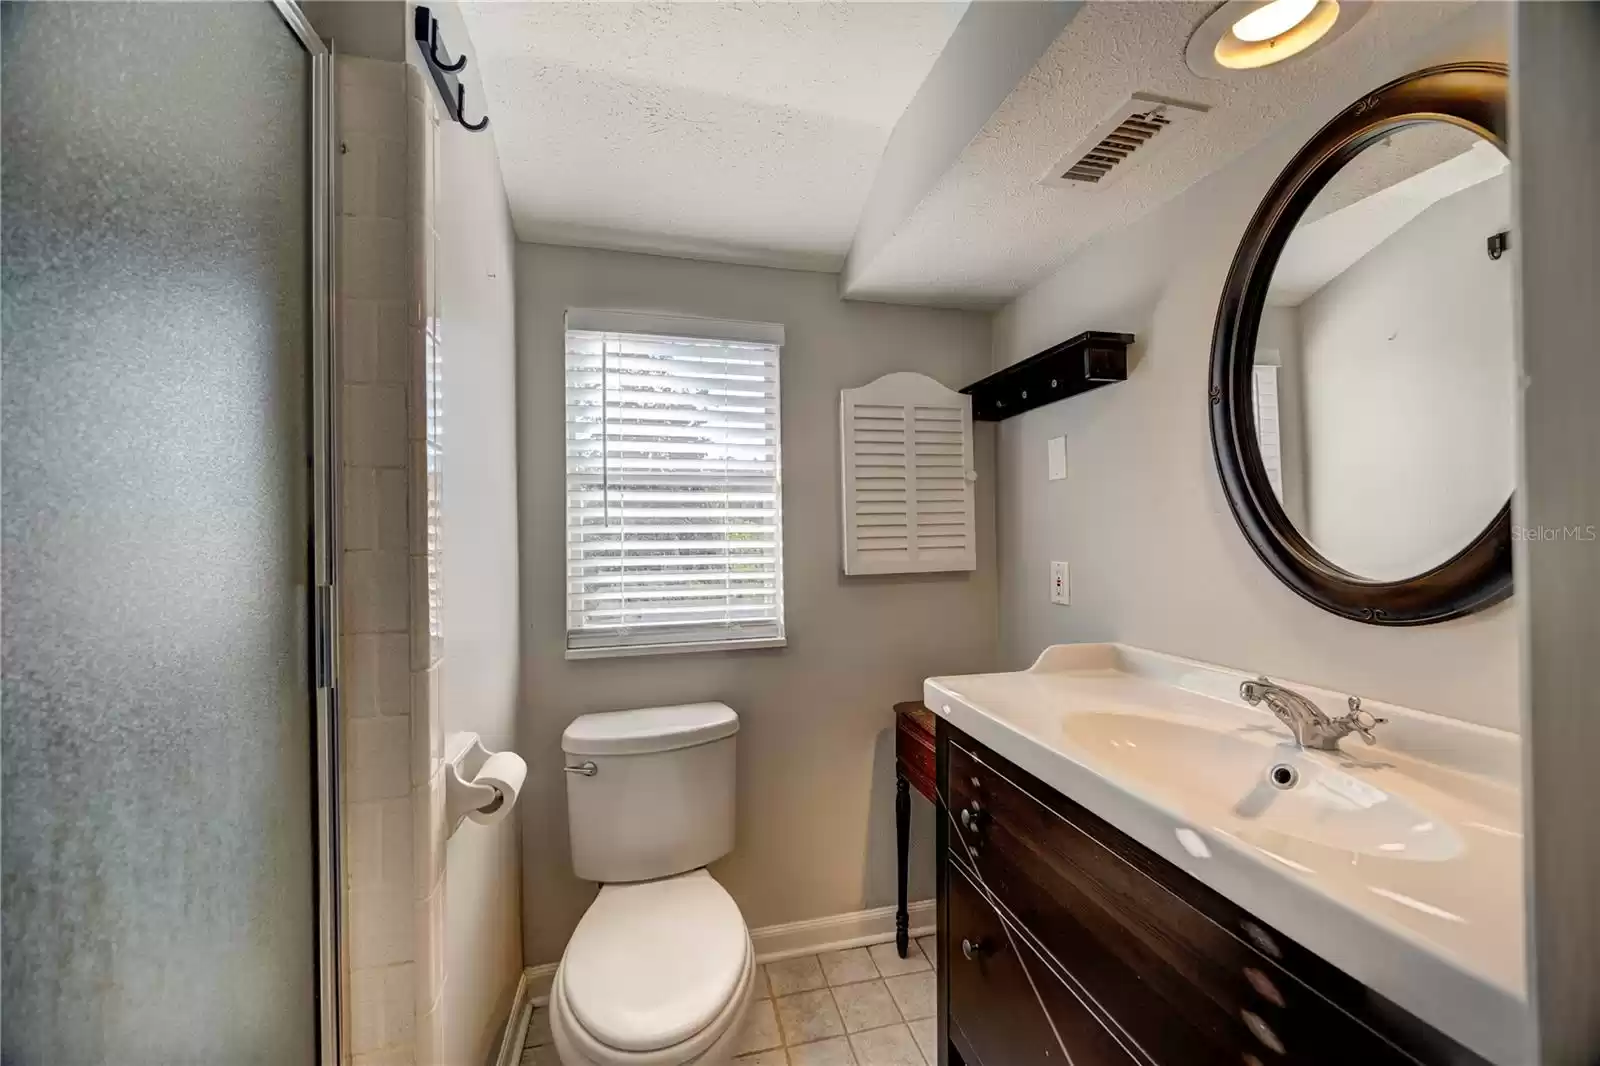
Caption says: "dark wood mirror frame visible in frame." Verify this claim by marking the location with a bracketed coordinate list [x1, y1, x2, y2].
[1208, 62, 1512, 626]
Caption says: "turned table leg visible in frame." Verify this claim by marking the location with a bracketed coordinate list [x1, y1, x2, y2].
[896, 771, 910, 957]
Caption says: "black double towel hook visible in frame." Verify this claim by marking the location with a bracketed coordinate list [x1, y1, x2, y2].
[413, 6, 489, 133]
[430, 35, 466, 74]
[456, 85, 488, 132]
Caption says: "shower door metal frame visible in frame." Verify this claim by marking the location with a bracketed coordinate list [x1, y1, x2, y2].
[272, 3, 344, 1064]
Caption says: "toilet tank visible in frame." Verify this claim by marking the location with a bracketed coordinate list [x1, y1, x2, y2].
[562, 703, 738, 884]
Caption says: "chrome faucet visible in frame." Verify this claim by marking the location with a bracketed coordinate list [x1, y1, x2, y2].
[1239, 677, 1385, 752]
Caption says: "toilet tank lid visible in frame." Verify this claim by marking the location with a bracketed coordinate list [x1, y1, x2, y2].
[563, 702, 738, 756]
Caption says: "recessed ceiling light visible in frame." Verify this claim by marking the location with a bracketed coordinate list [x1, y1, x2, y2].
[1186, 0, 1369, 79]
[1231, 0, 1320, 43]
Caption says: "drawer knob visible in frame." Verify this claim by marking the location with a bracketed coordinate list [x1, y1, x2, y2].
[1241, 920, 1282, 959]
[1241, 1010, 1285, 1055]
[961, 937, 989, 961]
[959, 801, 986, 833]
[1243, 966, 1285, 1008]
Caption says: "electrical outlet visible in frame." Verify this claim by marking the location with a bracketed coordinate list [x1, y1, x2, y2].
[1051, 561, 1069, 605]
[1048, 436, 1067, 481]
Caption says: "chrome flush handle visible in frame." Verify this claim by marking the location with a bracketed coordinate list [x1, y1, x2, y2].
[563, 761, 598, 776]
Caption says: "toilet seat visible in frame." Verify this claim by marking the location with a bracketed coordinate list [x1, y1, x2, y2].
[550, 943, 754, 1066]
[551, 870, 754, 1066]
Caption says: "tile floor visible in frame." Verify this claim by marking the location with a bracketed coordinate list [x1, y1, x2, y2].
[520, 936, 939, 1066]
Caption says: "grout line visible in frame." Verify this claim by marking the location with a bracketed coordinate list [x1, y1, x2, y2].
[716, 950, 939, 1063]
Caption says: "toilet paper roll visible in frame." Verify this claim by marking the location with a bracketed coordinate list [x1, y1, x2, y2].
[467, 751, 527, 826]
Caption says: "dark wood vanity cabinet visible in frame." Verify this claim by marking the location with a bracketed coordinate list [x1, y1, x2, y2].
[935, 720, 1492, 1066]
[946, 857, 1139, 1065]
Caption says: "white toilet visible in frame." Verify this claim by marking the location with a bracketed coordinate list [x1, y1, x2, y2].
[550, 703, 753, 1066]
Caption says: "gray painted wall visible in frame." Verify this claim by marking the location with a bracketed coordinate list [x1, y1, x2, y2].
[515, 243, 998, 964]
[989, 13, 1518, 732]
[410, 1, 526, 1060]
[1512, 3, 1600, 1061]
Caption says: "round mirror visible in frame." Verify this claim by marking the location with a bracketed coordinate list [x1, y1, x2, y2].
[1210, 64, 1513, 625]
[1258, 123, 1512, 580]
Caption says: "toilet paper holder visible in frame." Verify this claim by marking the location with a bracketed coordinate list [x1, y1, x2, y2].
[444, 734, 527, 837]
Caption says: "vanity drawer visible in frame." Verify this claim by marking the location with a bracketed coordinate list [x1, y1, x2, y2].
[946, 858, 1138, 1066]
[947, 737, 1450, 1066]
[949, 743, 1244, 1065]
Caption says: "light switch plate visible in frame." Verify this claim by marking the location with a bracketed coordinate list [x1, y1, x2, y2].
[1051, 561, 1069, 605]
[1047, 436, 1067, 481]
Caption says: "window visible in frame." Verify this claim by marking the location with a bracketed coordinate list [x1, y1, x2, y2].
[564, 309, 785, 657]
[1252, 362, 1284, 502]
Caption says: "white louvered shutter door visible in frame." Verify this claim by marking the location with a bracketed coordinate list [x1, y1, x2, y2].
[841, 372, 976, 575]
[565, 310, 785, 655]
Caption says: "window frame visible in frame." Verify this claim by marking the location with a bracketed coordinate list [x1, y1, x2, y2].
[562, 308, 787, 659]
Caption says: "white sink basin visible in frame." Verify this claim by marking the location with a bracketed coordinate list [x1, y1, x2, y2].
[1061, 712, 1464, 861]
[927, 643, 1527, 1066]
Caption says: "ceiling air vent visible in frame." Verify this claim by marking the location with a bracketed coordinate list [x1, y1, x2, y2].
[1040, 93, 1210, 190]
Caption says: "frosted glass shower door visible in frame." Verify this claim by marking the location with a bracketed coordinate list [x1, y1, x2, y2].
[3, 3, 328, 1063]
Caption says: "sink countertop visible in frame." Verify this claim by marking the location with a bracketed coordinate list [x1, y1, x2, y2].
[926, 643, 1526, 1066]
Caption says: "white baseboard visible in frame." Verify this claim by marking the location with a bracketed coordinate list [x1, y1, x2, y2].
[525, 961, 560, 1009]
[750, 899, 937, 963]
[521, 898, 936, 1008]
[493, 967, 538, 1066]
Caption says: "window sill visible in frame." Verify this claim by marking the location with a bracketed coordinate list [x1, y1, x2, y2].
[564, 637, 788, 661]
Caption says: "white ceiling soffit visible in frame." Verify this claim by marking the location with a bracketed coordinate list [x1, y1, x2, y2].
[459, 0, 969, 272]
[845, 1, 1085, 283]
[841, 1, 1490, 308]
[1268, 138, 1509, 306]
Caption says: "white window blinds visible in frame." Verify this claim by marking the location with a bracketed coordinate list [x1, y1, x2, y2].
[565, 310, 785, 656]
[1252, 363, 1285, 503]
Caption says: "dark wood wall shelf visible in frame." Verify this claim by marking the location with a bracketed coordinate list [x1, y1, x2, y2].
[961, 331, 1133, 421]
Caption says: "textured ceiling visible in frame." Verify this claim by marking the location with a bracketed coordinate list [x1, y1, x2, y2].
[842, 1, 1487, 307]
[460, 1, 968, 271]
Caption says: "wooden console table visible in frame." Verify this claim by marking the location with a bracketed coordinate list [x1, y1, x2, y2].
[893, 700, 937, 958]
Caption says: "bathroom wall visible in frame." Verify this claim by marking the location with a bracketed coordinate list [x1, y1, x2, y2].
[990, 7, 1518, 732]
[336, 53, 430, 1066]
[403, 1, 526, 1063]
[515, 243, 998, 964]
[1513, 5, 1600, 1058]
[333, 2, 523, 1055]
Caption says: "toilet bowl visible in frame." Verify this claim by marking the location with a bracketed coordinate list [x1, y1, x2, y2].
[549, 871, 754, 1066]
[553, 705, 752, 1066]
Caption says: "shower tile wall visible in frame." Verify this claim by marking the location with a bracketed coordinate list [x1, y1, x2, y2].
[338, 54, 447, 1066]
[407, 60, 449, 1066]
